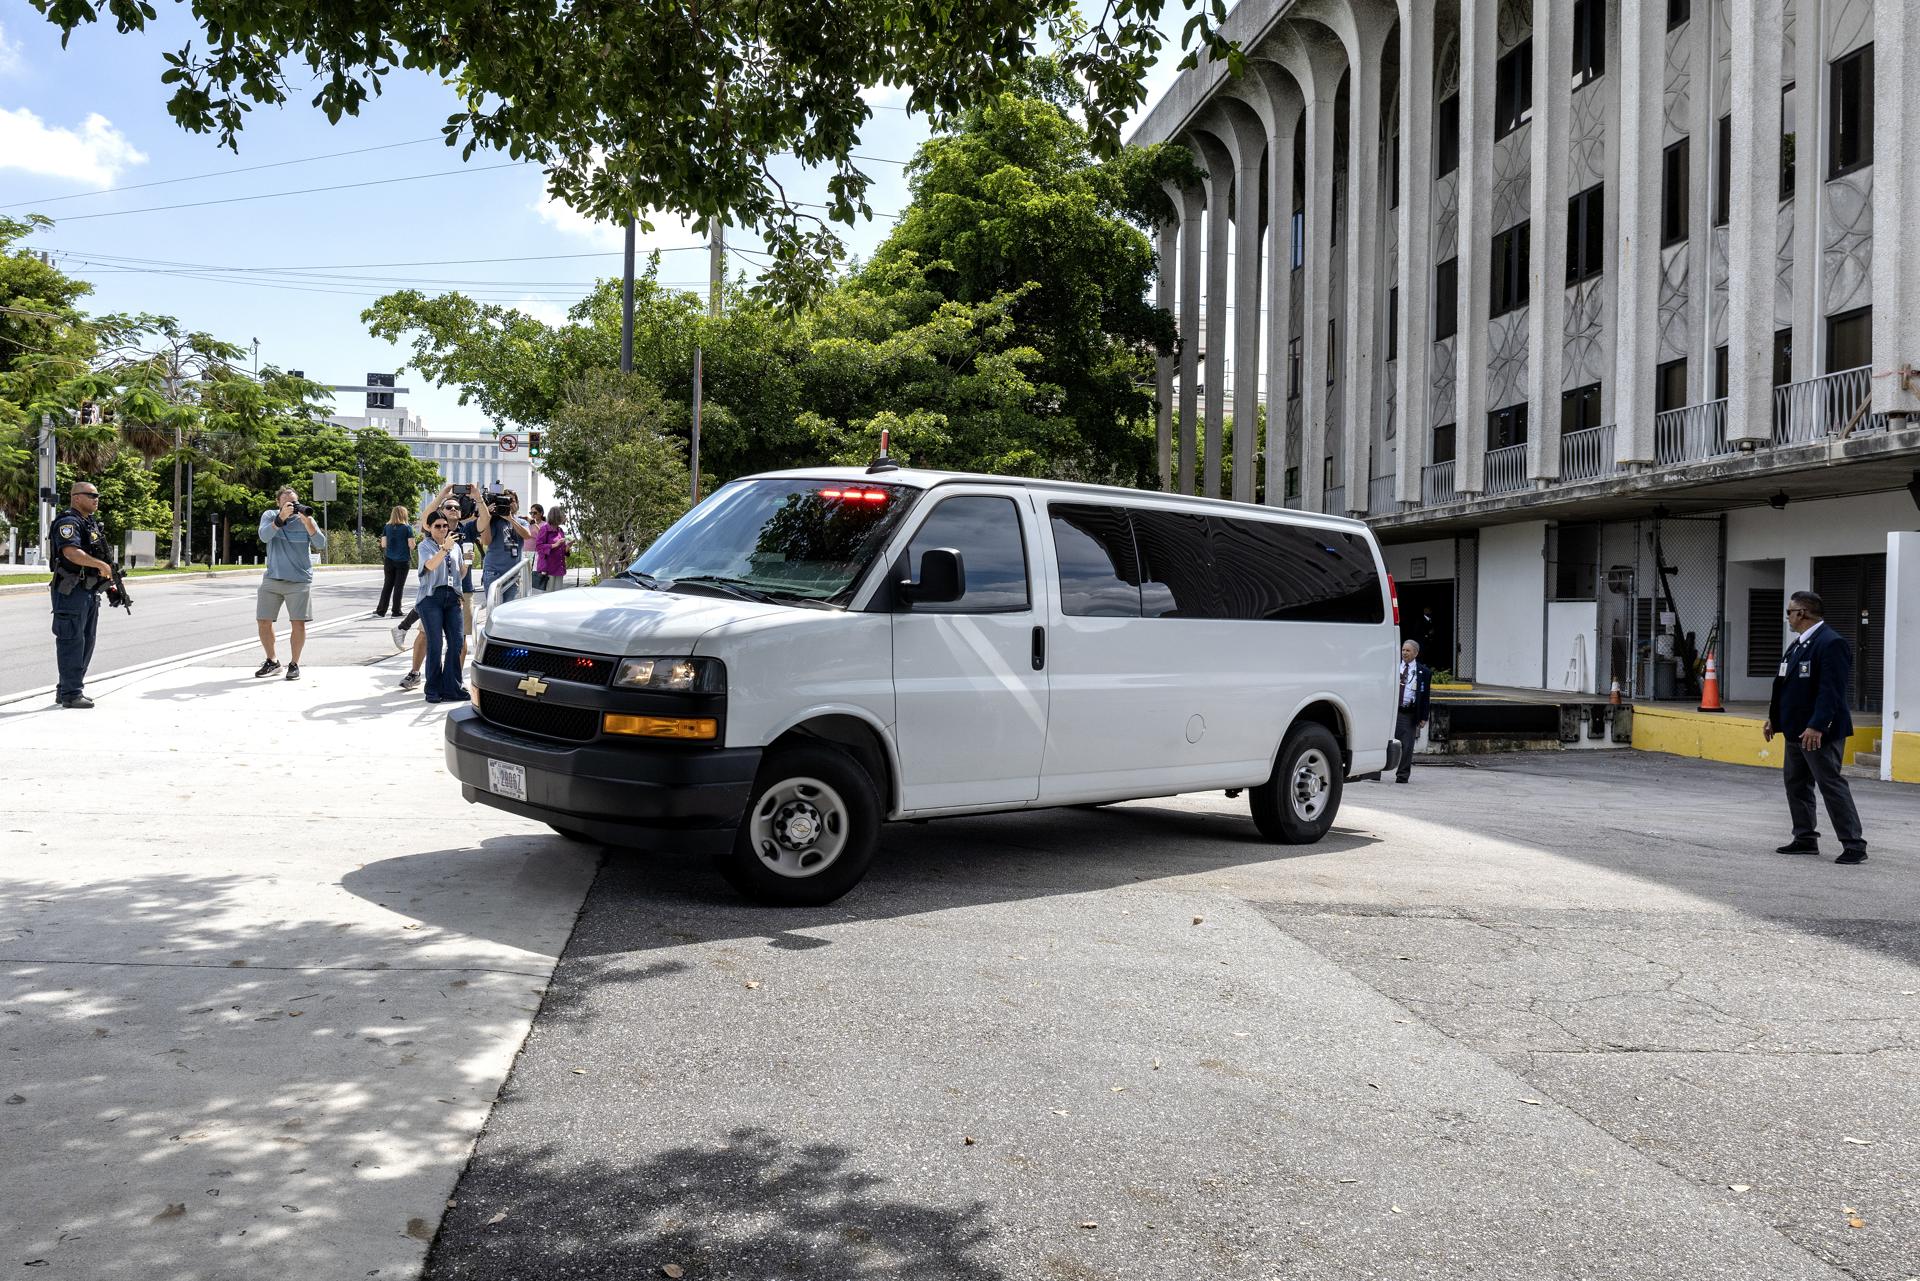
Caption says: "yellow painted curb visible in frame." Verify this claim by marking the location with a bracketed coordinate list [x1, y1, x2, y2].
[1891, 731, 1920, 784]
[1631, 705, 1881, 770]
[1431, 682, 1474, 691]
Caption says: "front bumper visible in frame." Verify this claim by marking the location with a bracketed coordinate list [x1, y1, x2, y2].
[445, 705, 761, 849]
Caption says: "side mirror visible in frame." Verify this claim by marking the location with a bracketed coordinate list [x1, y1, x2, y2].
[900, 547, 965, 606]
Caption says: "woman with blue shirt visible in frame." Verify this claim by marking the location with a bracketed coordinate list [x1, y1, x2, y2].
[375, 505, 414, 618]
[415, 510, 469, 703]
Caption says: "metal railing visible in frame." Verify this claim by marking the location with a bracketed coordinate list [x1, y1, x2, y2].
[1323, 485, 1346, 515]
[1560, 424, 1617, 482]
[1421, 461, 1456, 505]
[1368, 474, 1397, 513]
[1653, 398, 1730, 465]
[1483, 443, 1527, 495]
[1773, 365, 1882, 445]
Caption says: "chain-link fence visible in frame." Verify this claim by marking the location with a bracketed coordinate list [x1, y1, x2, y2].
[1593, 515, 1724, 700]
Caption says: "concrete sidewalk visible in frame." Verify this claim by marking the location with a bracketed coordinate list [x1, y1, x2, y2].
[0, 621, 597, 1279]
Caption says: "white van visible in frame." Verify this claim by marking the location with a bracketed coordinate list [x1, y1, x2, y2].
[446, 465, 1402, 904]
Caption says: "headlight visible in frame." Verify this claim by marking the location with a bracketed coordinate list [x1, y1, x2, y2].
[612, 655, 726, 693]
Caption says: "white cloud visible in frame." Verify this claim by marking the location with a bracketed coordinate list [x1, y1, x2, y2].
[513, 297, 571, 327]
[0, 22, 23, 77]
[860, 81, 911, 109]
[0, 107, 147, 184]
[532, 185, 700, 258]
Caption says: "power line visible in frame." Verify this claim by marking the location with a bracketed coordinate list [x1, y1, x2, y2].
[40, 161, 533, 221]
[31, 248, 695, 272]
[0, 137, 444, 210]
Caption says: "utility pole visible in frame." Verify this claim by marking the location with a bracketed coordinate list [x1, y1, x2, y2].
[620, 217, 636, 374]
[167, 358, 183, 568]
[691, 220, 724, 504]
[36, 413, 55, 562]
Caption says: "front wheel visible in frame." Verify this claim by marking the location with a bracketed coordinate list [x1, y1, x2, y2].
[1249, 723, 1343, 844]
[716, 743, 882, 905]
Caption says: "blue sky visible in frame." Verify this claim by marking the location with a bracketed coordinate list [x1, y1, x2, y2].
[0, 2, 1179, 432]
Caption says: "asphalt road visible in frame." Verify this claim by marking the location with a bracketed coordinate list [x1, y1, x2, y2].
[0, 569, 385, 698]
[425, 751, 1917, 1281]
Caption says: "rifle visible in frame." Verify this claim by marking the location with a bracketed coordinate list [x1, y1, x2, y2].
[104, 559, 133, 615]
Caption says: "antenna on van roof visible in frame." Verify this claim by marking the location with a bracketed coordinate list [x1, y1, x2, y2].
[866, 427, 899, 474]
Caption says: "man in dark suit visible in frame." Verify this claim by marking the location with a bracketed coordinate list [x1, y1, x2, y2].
[1394, 640, 1433, 784]
[1764, 590, 1868, 863]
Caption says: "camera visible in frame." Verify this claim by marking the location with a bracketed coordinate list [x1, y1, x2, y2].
[292, 502, 313, 516]
[486, 489, 517, 518]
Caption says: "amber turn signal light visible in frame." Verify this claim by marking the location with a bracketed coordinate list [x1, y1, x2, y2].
[602, 714, 718, 740]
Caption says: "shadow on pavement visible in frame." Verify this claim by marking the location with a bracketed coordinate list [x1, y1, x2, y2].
[425, 1126, 1003, 1281]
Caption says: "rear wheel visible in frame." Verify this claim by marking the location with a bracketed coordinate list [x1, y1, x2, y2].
[1249, 723, 1343, 844]
[717, 743, 881, 905]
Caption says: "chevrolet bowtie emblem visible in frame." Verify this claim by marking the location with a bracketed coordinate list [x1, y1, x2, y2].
[517, 673, 550, 698]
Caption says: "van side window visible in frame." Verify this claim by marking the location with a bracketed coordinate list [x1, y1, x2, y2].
[1131, 509, 1227, 618]
[1208, 518, 1386, 623]
[905, 495, 1030, 613]
[1049, 504, 1143, 617]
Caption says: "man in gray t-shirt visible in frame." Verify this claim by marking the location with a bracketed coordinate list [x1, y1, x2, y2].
[255, 485, 328, 681]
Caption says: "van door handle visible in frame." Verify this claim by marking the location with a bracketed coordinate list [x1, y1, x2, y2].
[1031, 625, 1046, 671]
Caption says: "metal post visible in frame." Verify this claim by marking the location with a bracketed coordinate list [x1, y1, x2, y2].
[171, 421, 182, 568]
[184, 459, 194, 565]
[620, 217, 636, 374]
[37, 413, 55, 562]
[691, 346, 703, 504]
[709, 221, 725, 318]
[356, 454, 365, 538]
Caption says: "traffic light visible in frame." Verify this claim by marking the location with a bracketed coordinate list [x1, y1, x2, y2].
[528, 430, 541, 458]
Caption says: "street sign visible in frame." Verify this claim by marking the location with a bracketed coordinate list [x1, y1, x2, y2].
[311, 472, 338, 501]
[499, 433, 519, 453]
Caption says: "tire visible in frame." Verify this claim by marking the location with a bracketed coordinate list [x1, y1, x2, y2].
[716, 743, 882, 905]
[1249, 722, 1343, 844]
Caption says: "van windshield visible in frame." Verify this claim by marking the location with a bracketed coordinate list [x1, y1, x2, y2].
[630, 478, 918, 605]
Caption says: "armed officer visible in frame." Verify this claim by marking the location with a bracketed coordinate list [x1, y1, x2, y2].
[48, 480, 121, 708]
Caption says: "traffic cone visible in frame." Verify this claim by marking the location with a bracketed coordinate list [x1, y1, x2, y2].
[1609, 678, 1622, 706]
[1697, 654, 1724, 712]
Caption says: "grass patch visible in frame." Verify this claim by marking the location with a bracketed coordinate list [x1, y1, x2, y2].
[0, 563, 255, 587]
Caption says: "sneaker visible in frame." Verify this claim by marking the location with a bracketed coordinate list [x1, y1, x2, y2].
[399, 671, 423, 691]
[285, 663, 301, 681]
[1776, 841, 1820, 855]
[254, 659, 281, 678]
[446, 687, 470, 703]
[391, 624, 409, 651]
[57, 694, 95, 709]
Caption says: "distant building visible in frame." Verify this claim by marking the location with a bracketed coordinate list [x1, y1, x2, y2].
[324, 373, 550, 508]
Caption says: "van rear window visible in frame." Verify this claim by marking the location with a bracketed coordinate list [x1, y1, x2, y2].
[1050, 504, 1383, 624]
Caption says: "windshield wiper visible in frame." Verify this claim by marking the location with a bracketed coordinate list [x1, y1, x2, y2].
[667, 574, 777, 604]
[611, 569, 663, 589]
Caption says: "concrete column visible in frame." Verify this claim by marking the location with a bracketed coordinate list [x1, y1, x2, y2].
[1394, 0, 1434, 505]
[1339, 23, 1390, 512]
[1612, 0, 1668, 462]
[1883, 532, 1920, 782]
[1527, 0, 1574, 479]
[1257, 83, 1304, 506]
[1154, 208, 1178, 489]
[1686, 0, 1716, 405]
[1789, 0, 1822, 380]
[1177, 184, 1204, 494]
[1192, 133, 1235, 500]
[1199, 104, 1271, 505]
[1870, 0, 1920, 419]
[1726, 0, 1785, 441]
[1453, 0, 1495, 493]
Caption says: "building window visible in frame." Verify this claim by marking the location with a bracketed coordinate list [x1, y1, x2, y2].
[1668, 0, 1689, 29]
[1323, 456, 1335, 490]
[1495, 41, 1533, 139]
[1489, 403, 1528, 449]
[1567, 184, 1605, 284]
[1434, 257, 1459, 340]
[1436, 94, 1460, 177]
[1827, 306, 1872, 373]
[1661, 139, 1689, 246]
[1432, 421, 1457, 464]
[1287, 336, 1302, 399]
[1656, 358, 1688, 413]
[1780, 83, 1796, 199]
[1829, 45, 1874, 179]
[1562, 382, 1603, 434]
[1773, 328, 1793, 386]
[1386, 287, 1399, 361]
[1714, 344, 1729, 400]
[1327, 319, 1337, 385]
[1389, 127, 1400, 209]
[1572, 0, 1606, 87]
[1290, 209, 1305, 270]
[1285, 466, 1300, 498]
[1490, 222, 1530, 317]
[1713, 114, 1731, 227]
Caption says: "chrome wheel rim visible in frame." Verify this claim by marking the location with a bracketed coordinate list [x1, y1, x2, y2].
[749, 776, 851, 879]
[1290, 748, 1332, 822]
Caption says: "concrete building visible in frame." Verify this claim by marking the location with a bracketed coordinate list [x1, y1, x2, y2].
[1133, 0, 1919, 773]
[323, 375, 550, 509]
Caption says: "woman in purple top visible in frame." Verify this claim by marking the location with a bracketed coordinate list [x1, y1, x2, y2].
[532, 506, 571, 592]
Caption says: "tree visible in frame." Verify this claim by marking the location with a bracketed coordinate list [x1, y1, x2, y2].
[0, 215, 96, 524]
[25, 0, 1235, 303]
[542, 371, 690, 579]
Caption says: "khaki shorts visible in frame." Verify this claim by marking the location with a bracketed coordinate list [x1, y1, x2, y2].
[257, 577, 314, 622]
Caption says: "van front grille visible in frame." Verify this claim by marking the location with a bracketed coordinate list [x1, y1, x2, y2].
[478, 691, 600, 743]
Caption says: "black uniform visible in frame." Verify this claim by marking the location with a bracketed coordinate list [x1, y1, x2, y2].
[48, 506, 110, 703]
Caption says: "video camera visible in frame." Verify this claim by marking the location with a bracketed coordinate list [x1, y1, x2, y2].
[485, 488, 518, 518]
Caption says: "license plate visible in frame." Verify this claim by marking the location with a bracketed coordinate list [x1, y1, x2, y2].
[487, 759, 527, 803]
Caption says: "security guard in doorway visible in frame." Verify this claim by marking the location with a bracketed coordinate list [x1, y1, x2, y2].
[48, 480, 121, 708]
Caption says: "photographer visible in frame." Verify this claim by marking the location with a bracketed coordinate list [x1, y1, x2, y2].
[477, 486, 533, 603]
[413, 507, 470, 703]
[255, 485, 327, 681]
